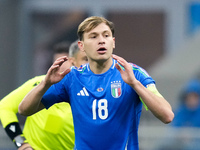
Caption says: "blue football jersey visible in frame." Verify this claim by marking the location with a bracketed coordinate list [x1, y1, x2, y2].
[42, 59, 155, 150]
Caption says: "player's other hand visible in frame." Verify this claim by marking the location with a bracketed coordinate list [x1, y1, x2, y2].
[18, 143, 34, 150]
[112, 54, 137, 86]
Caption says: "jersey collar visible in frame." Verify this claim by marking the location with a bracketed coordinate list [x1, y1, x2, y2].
[86, 58, 117, 73]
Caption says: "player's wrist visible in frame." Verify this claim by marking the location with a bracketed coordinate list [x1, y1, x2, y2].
[13, 134, 26, 148]
[5, 122, 23, 141]
[129, 79, 140, 88]
[41, 78, 53, 89]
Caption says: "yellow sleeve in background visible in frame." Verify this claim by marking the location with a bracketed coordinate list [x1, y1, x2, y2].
[0, 75, 45, 128]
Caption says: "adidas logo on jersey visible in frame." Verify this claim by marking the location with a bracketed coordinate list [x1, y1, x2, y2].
[77, 87, 89, 96]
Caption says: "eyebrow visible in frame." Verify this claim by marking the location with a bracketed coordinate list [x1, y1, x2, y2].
[88, 30, 111, 36]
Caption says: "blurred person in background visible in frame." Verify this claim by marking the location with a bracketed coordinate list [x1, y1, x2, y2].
[172, 79, 200, 127]
[156, 79, 200, 150]
[33, 12, 88, 75]
[0, 41, 87, 150]
[69, 40, 88, 68]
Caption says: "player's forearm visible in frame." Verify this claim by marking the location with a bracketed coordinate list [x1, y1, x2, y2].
[18, 80, 50, 116]
[130, 80, 174, 124]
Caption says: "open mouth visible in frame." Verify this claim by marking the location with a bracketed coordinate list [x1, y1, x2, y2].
[97, 47, 107, 53]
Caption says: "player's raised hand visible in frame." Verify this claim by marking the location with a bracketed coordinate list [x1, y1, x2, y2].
[112, 54, 137, 86]
[44, 56, 71, 86]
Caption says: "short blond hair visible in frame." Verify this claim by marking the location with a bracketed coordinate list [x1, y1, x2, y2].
[77, 16, 115, 41]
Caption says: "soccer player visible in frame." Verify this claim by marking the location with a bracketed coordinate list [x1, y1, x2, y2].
[0, 41, 87, 150]
[19, 16, 174, 150]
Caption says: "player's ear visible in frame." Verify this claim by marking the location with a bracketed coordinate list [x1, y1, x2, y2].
[113, 37, 115, 49]
[78, 41, 84, 52]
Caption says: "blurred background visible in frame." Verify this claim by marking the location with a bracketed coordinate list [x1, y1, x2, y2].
[1, 0, 200, 149]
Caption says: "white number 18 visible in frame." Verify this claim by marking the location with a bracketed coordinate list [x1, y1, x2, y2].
[92, 99, 108, 120]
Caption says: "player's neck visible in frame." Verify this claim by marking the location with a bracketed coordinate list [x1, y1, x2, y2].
[89, 58, 113, 74]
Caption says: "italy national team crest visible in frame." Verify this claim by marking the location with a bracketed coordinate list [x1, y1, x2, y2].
[111, 81, 122, 98]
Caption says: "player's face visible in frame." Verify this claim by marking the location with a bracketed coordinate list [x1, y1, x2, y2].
[73, 50, 88, 67]
[79, 23, 115, 63]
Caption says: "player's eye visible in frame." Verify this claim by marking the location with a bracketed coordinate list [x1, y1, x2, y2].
[90, 35, 96, 39]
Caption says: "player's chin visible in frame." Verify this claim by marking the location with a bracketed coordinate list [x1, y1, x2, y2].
[97, 55, 111, 62]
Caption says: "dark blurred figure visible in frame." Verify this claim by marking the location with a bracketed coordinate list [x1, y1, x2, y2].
[172, 79, 200, 127]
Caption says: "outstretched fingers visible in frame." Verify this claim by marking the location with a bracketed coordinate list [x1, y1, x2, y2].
[45, 56, 70, 85]
[48, 56, 68, 74]
[112, 54, 130, 71]
[54, 56, 68, 66]
[112, 54, 136, 85]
